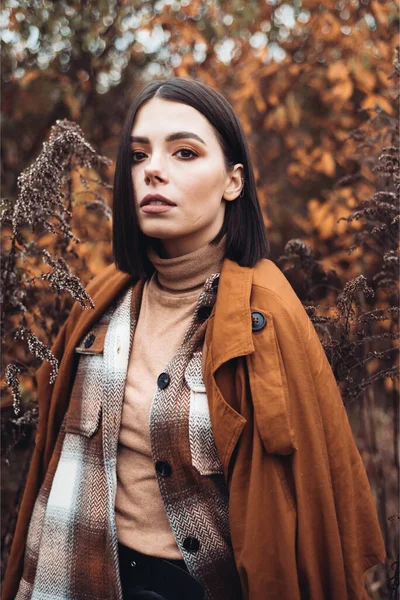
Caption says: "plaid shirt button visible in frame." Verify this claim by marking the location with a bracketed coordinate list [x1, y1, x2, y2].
[183, 536, 200, 553]
[212, 276, 220, 291]
[155, 461, 172, 477]
[197, 305, 213, 321]
[157, 372, 170, 389]
[84, 333, 96, 348]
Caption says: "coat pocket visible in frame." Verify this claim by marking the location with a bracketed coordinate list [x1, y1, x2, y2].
[65, 321, 109, 437]
[185, 351, 224, 476]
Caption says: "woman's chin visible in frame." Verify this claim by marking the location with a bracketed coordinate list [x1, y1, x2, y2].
[141, 226, 183, 241]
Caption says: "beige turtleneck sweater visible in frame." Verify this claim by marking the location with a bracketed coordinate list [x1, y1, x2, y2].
[115, 234, 226, 558]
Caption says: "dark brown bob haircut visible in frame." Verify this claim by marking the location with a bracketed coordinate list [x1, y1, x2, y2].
[113, 77, 270, 279]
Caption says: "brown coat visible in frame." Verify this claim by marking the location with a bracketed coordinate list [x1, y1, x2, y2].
[3, 257, 386, 599]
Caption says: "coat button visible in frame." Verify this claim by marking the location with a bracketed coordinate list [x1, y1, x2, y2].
[84, 333, 96, 348]
[157, 372, 170, 389]
[197, 305, 212, 321]
[155, 461, 172, 477]
[183, 536, 200, 553]
[212, 276, 219, 292]
[251, 311, 266, 331]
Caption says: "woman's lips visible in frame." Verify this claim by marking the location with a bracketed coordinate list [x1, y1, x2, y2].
[141, 204, 176, 214]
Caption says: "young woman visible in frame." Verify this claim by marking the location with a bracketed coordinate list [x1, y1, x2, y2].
[4, 77, 385, 600]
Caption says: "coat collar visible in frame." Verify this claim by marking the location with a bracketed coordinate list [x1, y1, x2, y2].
[208, 258, 255, 373]
[65, 257, 257, 375]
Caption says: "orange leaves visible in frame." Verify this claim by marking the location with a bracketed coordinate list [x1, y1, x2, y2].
[264, 105, 287, 131]
[232, 78, 268, 113]
[286, 91, 301, 127]
[64, 94, 82, 121]
[322, 61, 354, 106]
[376, 66, 394, 89]
[307, 199, 338, 239]
[311, 12, 342, 42]
[183, 0, 204, 19]
[331, 79, 354, 103]
[370, 1, 392, 26]
[3, 0, 397, 296]
[257, 61, 281, 79]
[351, 60, 377, 94]
[287, 146, 336, 183]
[361, 94, 395, 115]
[315, 151, 336, 177]
[327, 61, 350, 82]
[253, 86, 267, 114]
[73, 237, 112, 276]
[18, 70, 42, 88]
[284, 130, 313, 151]
[304, 194, 361, 241]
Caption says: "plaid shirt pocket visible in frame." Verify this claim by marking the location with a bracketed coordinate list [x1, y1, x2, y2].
[65, 321, 109, 437]
[185, 351, 224, 476]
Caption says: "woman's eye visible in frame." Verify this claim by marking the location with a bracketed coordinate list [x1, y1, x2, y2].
[130, 151, 146, 163]
[130, 148, 198, 163]
[175, 148, 198, 159]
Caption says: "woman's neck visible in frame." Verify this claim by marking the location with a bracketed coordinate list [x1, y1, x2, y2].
[153, 226, 226, 259]
[146, 234, 227, 293]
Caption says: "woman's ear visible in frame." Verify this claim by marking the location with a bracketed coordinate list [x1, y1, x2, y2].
[223, 164, 244, 202]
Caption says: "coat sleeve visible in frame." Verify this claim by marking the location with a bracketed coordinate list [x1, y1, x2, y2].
[2, 318, 69, 600]
[272, 294, 387, 598]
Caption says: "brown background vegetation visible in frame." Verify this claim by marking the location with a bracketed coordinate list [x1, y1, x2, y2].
[1, 0, 399, 597]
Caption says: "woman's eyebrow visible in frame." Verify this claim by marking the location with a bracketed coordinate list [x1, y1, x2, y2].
[130, 131, 207, 146]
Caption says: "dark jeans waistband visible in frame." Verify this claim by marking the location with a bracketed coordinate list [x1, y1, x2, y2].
[118, 542, 205, 600]
[118, 542, 188, 570]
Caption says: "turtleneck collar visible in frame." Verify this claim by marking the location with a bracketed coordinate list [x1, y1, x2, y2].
[146, 234, 227, 294]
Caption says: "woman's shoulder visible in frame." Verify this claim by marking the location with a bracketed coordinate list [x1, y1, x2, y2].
[252, 258, 307, 320]
[251, 259, 326, 369]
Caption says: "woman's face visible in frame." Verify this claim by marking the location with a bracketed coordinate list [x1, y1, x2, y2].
[130, 98, 243, 258]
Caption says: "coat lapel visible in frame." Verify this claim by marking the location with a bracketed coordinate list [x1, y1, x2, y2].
[203, 258, 255, 480]
[208, 258, 255, 373]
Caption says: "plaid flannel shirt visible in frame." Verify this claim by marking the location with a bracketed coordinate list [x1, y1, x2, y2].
[16, 273, 241, 600]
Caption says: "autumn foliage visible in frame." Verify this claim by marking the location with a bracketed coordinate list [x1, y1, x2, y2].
[1, 0, 399, 596]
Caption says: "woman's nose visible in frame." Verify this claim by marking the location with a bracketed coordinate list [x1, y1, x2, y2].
[144, 154, 167, 181]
